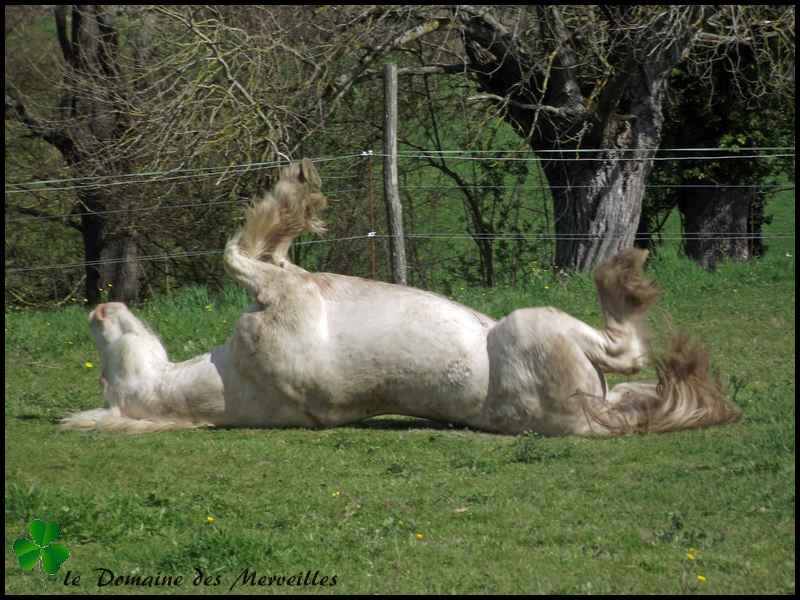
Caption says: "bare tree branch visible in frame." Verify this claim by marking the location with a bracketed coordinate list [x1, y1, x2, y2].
[328, 18, 451, 107]
[354, 63, 467, 84]
[5, 85, 76, 157]
[466, 92, 574, 118]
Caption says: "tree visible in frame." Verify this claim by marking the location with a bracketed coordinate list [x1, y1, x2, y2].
[645, 9, 795, 268]
[326, 5, 794, 271]
[6, 6, 794, 306]
[6, 6, 143, 305]
[6, 6, 366, 304]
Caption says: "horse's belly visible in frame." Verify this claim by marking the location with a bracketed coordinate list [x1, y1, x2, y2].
[317, 299, 492, 423]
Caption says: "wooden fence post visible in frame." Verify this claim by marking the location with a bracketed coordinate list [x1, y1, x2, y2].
[383, 63, 407, 285]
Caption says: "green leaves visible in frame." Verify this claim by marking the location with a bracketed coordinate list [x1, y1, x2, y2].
[29, 519, 60, 547]
[13, 519, 70, 575]
[41, 543, 71, 575]
[12, 538, 41, 571]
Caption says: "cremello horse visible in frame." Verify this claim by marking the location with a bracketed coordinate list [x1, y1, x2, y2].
[61, 160, 741, 435]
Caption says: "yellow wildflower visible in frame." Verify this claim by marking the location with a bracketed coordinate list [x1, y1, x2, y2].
[84, 361, 94, 369]
[415, 532, 424, 541]
[206, 516, 216, 524]
[696, 575, 706, 584]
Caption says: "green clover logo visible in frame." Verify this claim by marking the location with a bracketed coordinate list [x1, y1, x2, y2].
[13, 519, 71, 575]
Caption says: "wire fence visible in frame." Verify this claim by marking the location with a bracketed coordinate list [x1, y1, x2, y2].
[7, 232, 795, 275]
[4, 149, 796, 285]
[4, 154, 367, 195]
[4, 148, 794, 194]
[7, 182, 795, 225]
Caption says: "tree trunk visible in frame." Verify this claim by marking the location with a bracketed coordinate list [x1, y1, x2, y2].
[540, 106, 665, 271]
[103, 233, 142, 304]
[65, 7, 141, 305]
[678, 186, 754, 270]
[542, 151, 648, 271]
[473, 234, 495, 287]
[80, 210, 105, 307]
[78, 191, 142, 305]
[456, 6, 698, 272]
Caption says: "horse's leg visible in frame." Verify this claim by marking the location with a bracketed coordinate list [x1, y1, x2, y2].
[481, 307, 608, 435]
[479, 249, 659, 434]
[481, 249, 741, 436]
[579, 248, 660, 375]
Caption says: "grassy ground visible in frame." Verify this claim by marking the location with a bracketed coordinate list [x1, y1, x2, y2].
[4, 194, 794, 594]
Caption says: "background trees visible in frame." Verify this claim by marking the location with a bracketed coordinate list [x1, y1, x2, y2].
[7, 5, 139, 305]
[645, 14, 795, 267]
[5, 5, 795, 305]
[366, 6, 794, 271]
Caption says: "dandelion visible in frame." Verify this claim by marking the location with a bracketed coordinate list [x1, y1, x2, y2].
[686, 548, 699, 561]
[206, 516, 216, 525]
[84, 361, 94, 369]
[696, 575, 707, 584]
[415, 532, 424, 541]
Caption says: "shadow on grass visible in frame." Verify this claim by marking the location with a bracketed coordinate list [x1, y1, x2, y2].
[351, 416, 455, 431]
[204, 415, 472, 434]
[14, 414, 60, 424]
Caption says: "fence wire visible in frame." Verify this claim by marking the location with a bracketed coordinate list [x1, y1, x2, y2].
[5, 148, 795, 194]
[5, 149, 795, 277]
[7, 181, 795, 224]
[5, 232, 794, 274]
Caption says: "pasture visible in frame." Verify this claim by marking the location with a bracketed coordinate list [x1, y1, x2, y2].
[4, 195, 794, 594]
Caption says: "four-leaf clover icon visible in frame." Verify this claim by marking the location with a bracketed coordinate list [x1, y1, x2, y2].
[13, 519, 70, 575]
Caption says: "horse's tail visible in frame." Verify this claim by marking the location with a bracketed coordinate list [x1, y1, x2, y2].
[60, 408, 211, 434]
[582, 333, 743, 435]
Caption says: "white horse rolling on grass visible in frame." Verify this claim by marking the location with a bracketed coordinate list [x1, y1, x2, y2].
[62, 160, 741, 436]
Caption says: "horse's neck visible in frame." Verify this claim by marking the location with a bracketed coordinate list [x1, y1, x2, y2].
[158, 347, 228, 419]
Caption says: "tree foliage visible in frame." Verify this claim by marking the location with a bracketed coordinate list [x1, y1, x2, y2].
[642, 5, 795, 267]
[5, 6, 795, 305]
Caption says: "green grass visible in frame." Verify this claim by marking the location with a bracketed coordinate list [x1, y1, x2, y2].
[4, 195, 794, 594]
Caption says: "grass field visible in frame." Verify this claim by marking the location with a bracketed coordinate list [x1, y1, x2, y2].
[4, 192, 794, 594]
